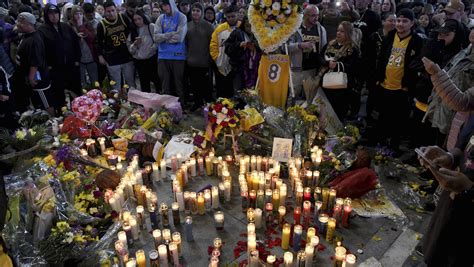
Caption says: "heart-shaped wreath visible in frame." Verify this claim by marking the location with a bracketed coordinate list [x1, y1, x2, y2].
[249, 0, 303, 53]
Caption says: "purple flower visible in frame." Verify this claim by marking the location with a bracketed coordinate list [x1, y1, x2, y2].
[84, 183, 93, 191]
[55, 145, 72, 164]
[193, 135, 204, 147]
[93, 190, 102, 199]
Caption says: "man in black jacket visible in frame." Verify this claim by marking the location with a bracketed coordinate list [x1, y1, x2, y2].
[38, 4, 81, 112]
[375, 8, 423, 154]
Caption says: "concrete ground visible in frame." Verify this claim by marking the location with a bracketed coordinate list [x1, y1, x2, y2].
[125, 108, 433, 266]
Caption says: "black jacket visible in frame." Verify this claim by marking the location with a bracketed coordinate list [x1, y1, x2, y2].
[38, 3, 81, 67]
[322, 41, 360, 90]
[375, 29, 423, 92]
[224, 29, 260, 71]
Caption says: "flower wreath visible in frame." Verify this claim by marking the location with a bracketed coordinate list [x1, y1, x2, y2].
[207, 98, 239, 140]
[248, 0, 303, 53]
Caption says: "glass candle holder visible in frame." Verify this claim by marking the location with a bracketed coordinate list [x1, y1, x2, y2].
[214, 211, 225, 230]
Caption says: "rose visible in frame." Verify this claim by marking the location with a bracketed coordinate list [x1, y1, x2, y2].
[214, 103, 223, 113]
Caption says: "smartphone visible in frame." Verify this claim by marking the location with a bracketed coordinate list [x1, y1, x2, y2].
[414, 148, 439, 170]
[35, 71, 41, 81]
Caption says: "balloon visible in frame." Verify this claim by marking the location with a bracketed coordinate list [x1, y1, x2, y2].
[71, 92, 103, 123]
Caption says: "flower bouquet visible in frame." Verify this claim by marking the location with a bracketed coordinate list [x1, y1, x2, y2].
[373, 145, 394, 174]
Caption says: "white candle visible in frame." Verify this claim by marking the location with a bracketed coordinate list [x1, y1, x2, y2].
[284, 251, 293, 266]
[152, 163, 160, 182]
[170, 242, 179, 266]
[158, 244, 169, 267]
[247, 223, 255, 234]
[129, 217, 139, 240]
[254, 208, 263, 229]
[176, 189, 185, 211]
[109, 197, 121, 212]
[305, 243, 314, 267]
[190, 158, 196, 177]
[280, 183, 287, 206]
[160, 160, 167, 179]
[152, 229, 162, 248]
[212, 186, 219, 209]
[224, 180, 231, 202]
[118, 231, 128, 249]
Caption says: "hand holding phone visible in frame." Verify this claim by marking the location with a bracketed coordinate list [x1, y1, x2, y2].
[415, 148, 439, 170]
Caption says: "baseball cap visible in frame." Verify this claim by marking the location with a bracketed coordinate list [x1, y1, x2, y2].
[17, 12, 36, 25]
[443, 0, 464, 13]
[435, 19, 461, 33]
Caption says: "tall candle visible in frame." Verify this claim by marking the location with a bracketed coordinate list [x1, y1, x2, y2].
[254, 208, 263, 229]
[247, 223, 256, 234]
[294, 207, 301, 225]
[311, 236, 320, 249]
[326, 217, 336, 241]
[213, 237, 222, 251]
[342, 203, 352, 228]
[172, 232, 182, 255]
[152, 163, 160, 182]
[224, 180, 231, 202]
[190, 192, 198, 215]
[303, 201, 311, 227]
[293, 225, 303, 252]
[214, 211, 225, 230]
[314, 201, 322, 222]
[209, 256, 219, 267]
[152, 229, 162, 248]
[281, 223, 291, 250]
[158, 244, 169, 267]
[204, 189, 212, 211]
[318, 214, 329, 235]
[176, 153, 182, 169]
[321, 188, 329, 212]
[126, 258, 137, 267]
[328, 189, 337, 212]
[160, 203, 169, 227]
[176, 189, 185, 212]
[241, 187, 249, 212]
[109, 197, 121, 213]
[136, 249, 146, 267]
[149, 250, 159, 267]
[280, 183, 287, 206]
[278, 206, 286, 226]
[160, 160, 167, 179]
[296, 250, 305, 267]
[123, 224, 133, 246]
[333, 199, 343, 223]
[256, 190, 265, 210]
[115, 240, 129, 265]
[198, 157, 204, 176]
[136, 205, 145, 228]
[172, 202, 180, 225]
[211, 186, 219, 209]
[296, 186, 303, 208]
[117, 231, 128, 249]
[249, 249, 259, 267]
[205, 156, 212, 176]
[265, 203, 273, 226]
[314, 187, 322, 201]
[307, 227, 316, 243]
[284, 251, 293, 267]
[184, 216, 194, 241]
[272, 189, 280, 210]
[247, 208, 255, 223]
[197, 192, 205, 215]
[305, 244, 314, 267]
[334, 246, 347, 267]
[129, 217, 139, 240]
[190, 158, 196, 177]
[162, 228, 171, 242]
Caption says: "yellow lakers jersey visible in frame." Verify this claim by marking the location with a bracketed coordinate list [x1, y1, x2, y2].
[382, 34, 412, 90]
[258, 54, 290, 108]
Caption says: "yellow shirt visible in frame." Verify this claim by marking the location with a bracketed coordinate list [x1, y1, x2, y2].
[258, 54, 290, 108]
[381, 34, 412, 90]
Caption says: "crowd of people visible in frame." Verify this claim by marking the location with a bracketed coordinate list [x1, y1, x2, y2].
[0, 0, 472, 265]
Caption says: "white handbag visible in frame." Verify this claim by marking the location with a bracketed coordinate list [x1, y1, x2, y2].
[322, 62, 348, 89]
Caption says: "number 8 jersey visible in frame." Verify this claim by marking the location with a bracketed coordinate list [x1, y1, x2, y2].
[258, 54, 290, 108]
[97, 14, 132, 66]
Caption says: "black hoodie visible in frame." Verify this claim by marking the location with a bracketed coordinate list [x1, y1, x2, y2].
[38, 3, 80, 67]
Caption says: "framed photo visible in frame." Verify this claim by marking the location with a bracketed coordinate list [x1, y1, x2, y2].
[272, 138, 293, 162]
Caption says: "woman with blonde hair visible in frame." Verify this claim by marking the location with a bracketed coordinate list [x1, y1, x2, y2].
[320, 21, 361, 121]
[69, 5, 99, 86]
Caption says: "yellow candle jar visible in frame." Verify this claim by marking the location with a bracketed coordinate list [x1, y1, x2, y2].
[281, 223, 291, 250]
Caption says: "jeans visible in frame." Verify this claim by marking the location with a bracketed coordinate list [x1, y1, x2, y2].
[135, 55, 160, 93]
[158, 59, 185, 103]
[107, 61, 136, 90]
[188, 65, 210, 106]
[80, 62, 99, 86]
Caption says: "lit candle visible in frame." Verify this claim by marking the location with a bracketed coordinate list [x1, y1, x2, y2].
[226, 155, 233, 165]
[326, 217, 336, 241]
[254, 208, 263, 229]
[345, 254, 357, 267]
[280, 183, 287, 206]
[249, 249, 259, 267]
[281, 223, 291, 250]
[307, 227, 316, 243]
[334, 198, 343, 223]
[160, 160, 167, 179]
[334, 246, 347, 266]
[328, 189, 337, 212]
[267, 255, 276, 265]
[211, 186, 219, 209]
[247, 223, 256, 234]
[209, 256, 219, 267]
[209, 210, 223, 230]
[342, 202, 352, 228]
[109, 197, 121, 213]
[212, 158, 219, 176]
[172, 232, 182, 255]
[152, 229, 162, 248]
[98, 137, 106, 154]
[257, 190, 265, 210]
[197, 192, 205, 215]
[171, 155, 177, 172]
[172, 202, 180, 225]
[314, 201, 322, 222]
[204, 189, 212, 211]
[190, 158, 196, 177]
[305, 244, 314, 267]
[176, 189, 185, 212]
[313, 171, 320, 186]
[213, 237, 222, 251]
[272, 189, 280, 210]
[136, 205, 144, 228]
[184, 216, 193, 241]
[311, 236, 320, 249]
[318, 214, 329, 235]
[247, 208, 255, 223]
[123, 224, 133, 246]
[293, 224, 303, 251]
[296, 186, 303, 208]
[297, 250, 306, 267]
[118, 230, 128, 250]
[249, 190, 256, 209]
[278, 206, 286, 226]
[135, 249, 146, 267]
[303, 200, 311, 227]
[248, 238, 257, 258]
[314, 187, 322, 201]
[262, 157, 268, 172]
[265, 203, 273, 226]
[284, 251, 293, 267]
[322, 188, 329, 212]
[294, 207, 301, 225]
[160, 203, 169, 227]
[198, 157, 204, 176]
[158, 244, 169, 267]
[224, 180, 231, 202]
[129, 217, 139, 240]
[176, 153, 182, 169]
[241, 186, 249, 212]
[190, 192, 198, 215]
[149, 250, 159, 266]
[126, 258, 137, 267]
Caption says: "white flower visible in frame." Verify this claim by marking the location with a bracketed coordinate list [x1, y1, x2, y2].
[266, 8, 273, 15]
[272, 2, 281, 10]
[284, 7, 292, 14]
[63, 232, 74, 244]
[28, 129, 36, 136]
[260, 1, 265, 8]
[212, 110, 217, 115]
[222, 107, 228, 114]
